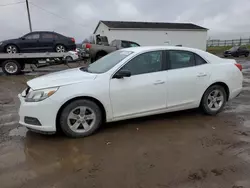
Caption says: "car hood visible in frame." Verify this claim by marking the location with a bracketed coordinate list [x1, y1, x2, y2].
[1, 38, 19, 44]
[27, 68, 97, 90]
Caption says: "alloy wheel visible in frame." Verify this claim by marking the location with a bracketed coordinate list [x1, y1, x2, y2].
[207, 89, 224, 111]
[6, 45, 17, 54]
[56, 45, 66, 53]
[67, 106, 96, 133]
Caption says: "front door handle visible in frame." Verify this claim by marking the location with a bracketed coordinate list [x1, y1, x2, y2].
[154, 80, 165, 85]
[197, 73, 207, 77]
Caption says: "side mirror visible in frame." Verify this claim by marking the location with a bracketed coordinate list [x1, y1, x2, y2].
[21, 37, 25, 40]
[113, 70, 131, 79]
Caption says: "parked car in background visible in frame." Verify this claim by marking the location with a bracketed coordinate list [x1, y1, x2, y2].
[65, 51, 79, 62]
[82, 34, 140, 62]
[224, 46, 249, 57]
[0, 31, 76, 54]
[18, 46, 242, 138]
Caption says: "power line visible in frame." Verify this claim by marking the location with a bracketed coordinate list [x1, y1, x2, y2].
[0, 1, 25, 7]
[29, 2, 89, 28]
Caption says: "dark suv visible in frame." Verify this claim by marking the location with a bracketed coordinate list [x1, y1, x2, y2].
[224, 46, 250, 57]
[0, 31, 76, 53]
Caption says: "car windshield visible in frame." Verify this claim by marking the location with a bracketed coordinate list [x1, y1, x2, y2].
[80, 50, 133, 74]
[229, 46, 239, 51]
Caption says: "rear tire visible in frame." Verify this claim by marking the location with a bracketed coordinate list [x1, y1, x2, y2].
[200, 85, 227, 115]
[55, 45, 66, 53]
[2, 60, 21, 75]
[245, 53, 249, 57]
[59, 99, 102, 138]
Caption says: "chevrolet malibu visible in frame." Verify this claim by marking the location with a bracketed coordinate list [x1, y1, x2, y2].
[18, 46, 243, 138]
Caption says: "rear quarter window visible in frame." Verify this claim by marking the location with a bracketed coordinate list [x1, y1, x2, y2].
[195, 54, 207, 65]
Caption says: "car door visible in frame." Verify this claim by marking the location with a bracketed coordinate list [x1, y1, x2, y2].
[39, 32, 56, 51]
[240, 46, 248, 55]
[20, 33, 40, 52]
[165, 50, 210, 108]
[110, 50, 167, 118]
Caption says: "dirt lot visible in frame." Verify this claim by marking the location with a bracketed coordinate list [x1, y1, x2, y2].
[1, 59, 250, 188]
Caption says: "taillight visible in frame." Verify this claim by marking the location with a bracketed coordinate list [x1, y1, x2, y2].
[71, 38, 75, 43]
[235, 63, 242, 71]
[85, 43, 91, 49]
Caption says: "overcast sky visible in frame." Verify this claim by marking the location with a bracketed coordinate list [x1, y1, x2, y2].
[0, 0, 250, 42]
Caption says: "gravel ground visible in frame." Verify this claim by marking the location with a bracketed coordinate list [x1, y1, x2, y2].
[1, 59, 250, 188]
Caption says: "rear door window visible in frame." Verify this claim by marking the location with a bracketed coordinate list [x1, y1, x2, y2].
[168, 50, 195, 69]
[41, 33, 54, 39]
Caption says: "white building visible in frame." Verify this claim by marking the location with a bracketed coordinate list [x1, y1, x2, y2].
[93, 21, 208, 50]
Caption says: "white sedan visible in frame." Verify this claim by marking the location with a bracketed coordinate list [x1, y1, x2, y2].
[65, 51, 79, 62]
[18, 46, 243, 138]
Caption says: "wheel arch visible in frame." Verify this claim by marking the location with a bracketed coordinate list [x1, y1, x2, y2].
[56, 96, 107, 131]
[55, 43, 67, 51]
[201, 82, 230, 104]
[95, 50, 108, 59]
[4, 43, 20, 52]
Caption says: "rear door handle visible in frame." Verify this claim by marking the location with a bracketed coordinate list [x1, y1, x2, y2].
[197, 73, 207, 77]
[154, 80, 165, 85]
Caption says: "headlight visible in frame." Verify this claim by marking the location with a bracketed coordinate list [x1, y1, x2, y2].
[25, 87, 59, 102]
[0, 42, 3, 46]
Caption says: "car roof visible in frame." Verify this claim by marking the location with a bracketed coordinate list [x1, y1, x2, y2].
[121, 46, 221, 63]
[121, 46, 200, 53]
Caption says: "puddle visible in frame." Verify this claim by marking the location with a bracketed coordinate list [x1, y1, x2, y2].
[224, 104, 250, 113]
[243, 120, 250, 128]
[233, 180, 250, 188]
[243, 87, 250, 91]
[0, 121, 18, 127]
[9, 126, 27, 137]
[243, 78, 250, 83]
[0, 114, 19, 127]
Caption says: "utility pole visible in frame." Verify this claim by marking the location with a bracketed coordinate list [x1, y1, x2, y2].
[26, 0, 32, 32]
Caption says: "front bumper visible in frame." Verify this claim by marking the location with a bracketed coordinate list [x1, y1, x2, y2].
[18, 94, 59, 133]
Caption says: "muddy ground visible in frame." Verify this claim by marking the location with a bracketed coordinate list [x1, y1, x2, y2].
[1, 59, 250, 188]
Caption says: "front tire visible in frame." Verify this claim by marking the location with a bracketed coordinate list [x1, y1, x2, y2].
[245, 53, 249, 57]
[66, 56, 73, 62]
[2, 60, 21, 75]
[59, 99, 102, 138]
[200, 85, 227, 115]
[5, 44, 19, 54]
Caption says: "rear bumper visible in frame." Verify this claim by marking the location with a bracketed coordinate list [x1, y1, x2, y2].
[229, 87, 242, 100]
